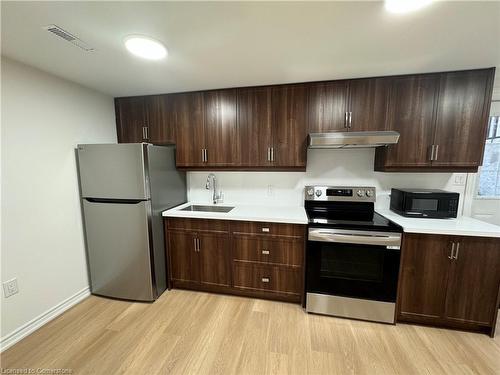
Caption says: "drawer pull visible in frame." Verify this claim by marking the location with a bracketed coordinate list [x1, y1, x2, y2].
[261, 227, 270, 232]
[261, 250, 270, 255]
[261, 277, 270, 283]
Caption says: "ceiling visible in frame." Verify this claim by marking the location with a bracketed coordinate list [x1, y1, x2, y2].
[2, 1, 499, 97]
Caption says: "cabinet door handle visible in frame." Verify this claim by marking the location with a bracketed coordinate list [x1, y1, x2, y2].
[261, 277, 270, 283]
[448, 242, 455, 259]
[261, 227, 270, 233]
[270, 147, 274, 162]
[453, 242, 459, 260]
[348, 111, 352, 128]
[201, 149, 205, 162]
[430, 145, 435, 161]
[193, 238, 198, 252]
[262, 250, 270, 255]
[434, 145, 439, 161]
[344, 112, 348, 128]
[144, 126, 149, 140]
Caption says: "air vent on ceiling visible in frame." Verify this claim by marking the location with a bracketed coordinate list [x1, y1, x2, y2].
[43, 24, 95, 52]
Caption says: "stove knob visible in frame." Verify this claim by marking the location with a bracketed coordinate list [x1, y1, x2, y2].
[315, 190, 322, 197]
[307, 188, 314, 196]
[357, 189, 365, 197]
[366, 190, 374, 197]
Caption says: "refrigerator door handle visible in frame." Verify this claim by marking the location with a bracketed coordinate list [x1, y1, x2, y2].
[84, 198, 146, 204]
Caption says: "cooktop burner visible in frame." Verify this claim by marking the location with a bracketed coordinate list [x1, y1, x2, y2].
[307, 211, 400, 232]
[305, 185, 402, 233]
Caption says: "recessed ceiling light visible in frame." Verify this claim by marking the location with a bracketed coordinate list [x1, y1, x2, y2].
[385, 0, 432, 14]
[124, 35, 167, 60]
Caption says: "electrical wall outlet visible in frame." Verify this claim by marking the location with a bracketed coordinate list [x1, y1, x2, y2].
[267, 184, 274, 196]
[3, 278, 19, 298]
[454, 174, 466, 186]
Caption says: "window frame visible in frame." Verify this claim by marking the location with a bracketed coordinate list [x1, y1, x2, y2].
[476, 115, 500, 200]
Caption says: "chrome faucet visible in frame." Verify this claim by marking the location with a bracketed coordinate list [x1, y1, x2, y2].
[205, 173, 222, 204]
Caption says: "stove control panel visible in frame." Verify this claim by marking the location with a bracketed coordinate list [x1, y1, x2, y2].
[305, 186, 376, 202]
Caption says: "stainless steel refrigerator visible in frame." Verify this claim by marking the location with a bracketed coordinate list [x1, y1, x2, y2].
[77, 143, 186, 301]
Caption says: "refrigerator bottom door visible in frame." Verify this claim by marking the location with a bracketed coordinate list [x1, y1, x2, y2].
[82, 199, 155, 301]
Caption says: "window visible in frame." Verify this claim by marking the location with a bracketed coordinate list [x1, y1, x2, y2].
[478, 116, 500, 197]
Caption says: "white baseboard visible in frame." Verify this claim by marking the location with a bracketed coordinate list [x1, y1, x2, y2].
[0, 286, 90, 352]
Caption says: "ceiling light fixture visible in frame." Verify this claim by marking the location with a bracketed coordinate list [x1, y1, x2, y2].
[124, 35, 167, 60]
[385, 0, 432, 14]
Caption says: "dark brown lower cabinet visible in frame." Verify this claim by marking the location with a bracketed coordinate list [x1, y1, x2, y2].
[165, 218, 306, 303]
[232, 262, 302, 296]
[397, 233, 500, 336]
[167, 222, 230, 288]
[168, 231, 199, 283]
[443, 236, 500, 326]
[197, 232, 231, 287]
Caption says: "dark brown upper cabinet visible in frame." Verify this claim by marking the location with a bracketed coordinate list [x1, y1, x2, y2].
[375, 68, 495, 172]
[375, 75, 440, 169]
[308, 81, 348, 133]
[347, 78, 389, 131]
[114, 67, 495, 172]
[115, 96, 148, 143]
[432, 69, 494, 168]
[147, 95, 175, 145]
[307, 78, 389, 133]
[170, 92, 205, 167]
[116, 95, 176, 145]
[203, 89, 238, 166]
[272, 84, 308, 168]
[236, 85, 308, 170]
[236, 87, 273, 167]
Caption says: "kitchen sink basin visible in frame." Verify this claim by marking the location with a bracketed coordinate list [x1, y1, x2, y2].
[180, 205, 234, 213]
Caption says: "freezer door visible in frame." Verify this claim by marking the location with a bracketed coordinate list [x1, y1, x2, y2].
[77, 143, 149, 199]
[82, 198, 154, 301]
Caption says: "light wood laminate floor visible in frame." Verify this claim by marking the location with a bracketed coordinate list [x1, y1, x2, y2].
[2, 290, 500, 374]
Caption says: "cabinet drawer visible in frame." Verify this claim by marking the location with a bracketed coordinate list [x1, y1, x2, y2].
[233, 262, 302, 295]
[166, 218, 229, 233]
[232, 236, 303, 266]
[231, 221, 305, 238]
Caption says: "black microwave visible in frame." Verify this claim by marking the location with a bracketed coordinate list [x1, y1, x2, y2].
[390, 188, 459, 218]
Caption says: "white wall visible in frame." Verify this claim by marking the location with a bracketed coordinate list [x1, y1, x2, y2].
[0, 57, 116, 345]
[188, 148, 468, 213]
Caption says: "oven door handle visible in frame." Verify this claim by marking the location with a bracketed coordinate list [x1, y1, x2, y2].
[308, 228, 401, 248]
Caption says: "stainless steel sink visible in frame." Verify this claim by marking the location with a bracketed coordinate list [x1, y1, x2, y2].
[180, 205, 234, 213]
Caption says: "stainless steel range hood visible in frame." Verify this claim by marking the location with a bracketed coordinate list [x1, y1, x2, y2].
[308, 131, 400, 149]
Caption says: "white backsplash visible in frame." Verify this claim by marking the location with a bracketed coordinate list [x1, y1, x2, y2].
[188, 148, 470, 214]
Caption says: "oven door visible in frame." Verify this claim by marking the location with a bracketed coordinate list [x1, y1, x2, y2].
[306, 228, 402, 303]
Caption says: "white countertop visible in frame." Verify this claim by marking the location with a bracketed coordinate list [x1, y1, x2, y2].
[377, 209, 500, 238]
[162, 202, 308, 225]
[162, 202, 500, 237]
